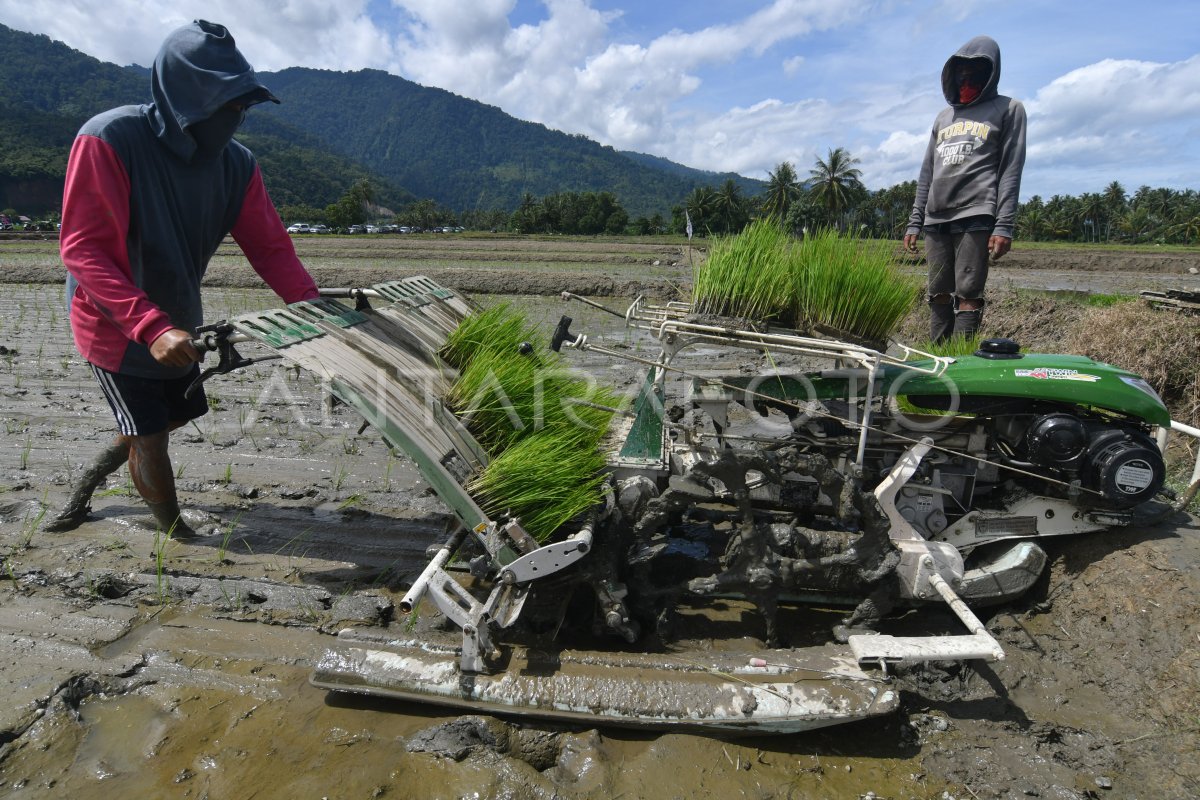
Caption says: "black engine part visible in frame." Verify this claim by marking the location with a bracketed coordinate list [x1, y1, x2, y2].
[1082, 430, 1165, 508]
[1026, 413, 1089, 466]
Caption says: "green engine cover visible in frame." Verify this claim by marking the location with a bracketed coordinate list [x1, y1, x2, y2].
[894, 353, 1169, 427]
[718, 352, 1170, 427]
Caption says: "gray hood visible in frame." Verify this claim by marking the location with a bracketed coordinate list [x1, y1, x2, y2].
[941, 35, 1001, 107]
[146, 19, 279, 162]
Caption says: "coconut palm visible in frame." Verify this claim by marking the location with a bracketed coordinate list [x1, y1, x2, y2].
[714, 179, 749, 234]
[1168, 212, 1200, 245]
[1018, 203, 1047, 240]
[809, 147, 865, 229]
[685, 186, 718, 236]
[1079, 192, 1105, 243]
[762, 161, 802, 220]
[1118, 206, 1154, 243]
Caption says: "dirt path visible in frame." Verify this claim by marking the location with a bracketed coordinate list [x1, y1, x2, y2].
[0, 248, 1198, 797]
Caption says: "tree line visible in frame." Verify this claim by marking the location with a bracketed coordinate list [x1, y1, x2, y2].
[280, 148, 1200, 246]
[676, 150, 1200, 246]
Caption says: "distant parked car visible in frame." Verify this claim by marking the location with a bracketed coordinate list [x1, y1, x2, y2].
[347, 225, 366, 234]
[287, 223, 312, 234]
[311, 224, 332, 234]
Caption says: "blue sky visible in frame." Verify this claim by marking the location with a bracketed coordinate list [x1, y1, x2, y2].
[2, 0, 1198, 200]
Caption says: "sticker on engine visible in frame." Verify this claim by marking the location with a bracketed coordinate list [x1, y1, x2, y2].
[1014, 368, 1101, 382]
[1115, 461, 1154, 494]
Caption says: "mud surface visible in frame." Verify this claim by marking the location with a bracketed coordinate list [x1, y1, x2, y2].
[1, 239, 1199, 798]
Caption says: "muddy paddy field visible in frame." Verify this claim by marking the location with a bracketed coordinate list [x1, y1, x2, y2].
[0, 234, 1198, 799]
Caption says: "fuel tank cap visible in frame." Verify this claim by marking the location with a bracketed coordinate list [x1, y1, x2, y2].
[974, 338, 1023, 359]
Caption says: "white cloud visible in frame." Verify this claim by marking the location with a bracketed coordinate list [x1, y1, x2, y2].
[1020, 54, 1200, 194]
[1027, 55, 1200, 134]
[3, 1, 1200, 199]
[0, 0, 395, 71]
[387, 0, 869, 153]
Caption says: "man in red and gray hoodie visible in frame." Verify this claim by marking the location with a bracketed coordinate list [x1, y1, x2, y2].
[48, 20, 319, 536]
[904, 35, 1027, 343]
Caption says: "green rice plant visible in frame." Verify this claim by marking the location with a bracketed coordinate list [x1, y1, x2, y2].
[904, 334, 985, 360]
[154, 530, 169, 606]
[216, 512, 243, 563]
[692, 219, 798, 324]
[383, 452, 396, 491]
[464, 380, 623, 541]
[20, 500, 47, 549]
[467, 433, 609, 541]
[442, 303, 626, 540]
[793, 229, 921, 344]
[447, 349, 564, 453]
[338, 494, 364, 510]
[440, 302, 547, 372]
[450, 349, 623, 456]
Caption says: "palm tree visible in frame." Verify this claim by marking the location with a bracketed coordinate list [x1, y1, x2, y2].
[714, 179, 748, 234]
[809, 147, 865, 229]
[685, 186, 718, 236]
[1168, 212, 1200, 245]
[1018, 204, 1048, 240]
[1079, 192, 1105, 243]
[1118, 206, 1154, 243]
[762, 162, 802, 220]
[1102, 181, 1127, 241]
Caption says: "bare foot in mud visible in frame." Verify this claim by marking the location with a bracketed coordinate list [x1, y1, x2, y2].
[42, 505, 94, 532]
[143, 508, 222, 539]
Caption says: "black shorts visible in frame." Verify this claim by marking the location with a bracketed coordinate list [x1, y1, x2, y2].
[90, 364, 209, 436]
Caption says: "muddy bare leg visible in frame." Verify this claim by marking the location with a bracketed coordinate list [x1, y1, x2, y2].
[43, 438, 131, 531]
[128, 429, 196, 537]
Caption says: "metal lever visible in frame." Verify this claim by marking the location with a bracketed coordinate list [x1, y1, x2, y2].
[551, 315, 578, 352]
[184, 321, 279, 398]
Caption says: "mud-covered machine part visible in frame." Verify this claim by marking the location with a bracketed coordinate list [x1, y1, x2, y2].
[192, 278, 1187, 733]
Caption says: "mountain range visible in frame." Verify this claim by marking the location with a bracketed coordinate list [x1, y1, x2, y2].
[0, 24, 762, 218]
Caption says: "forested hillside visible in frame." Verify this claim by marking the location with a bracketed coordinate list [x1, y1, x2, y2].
[254, 67, 759, 217]
[0, 24, 759, 218]
[0, 25, 413, 214]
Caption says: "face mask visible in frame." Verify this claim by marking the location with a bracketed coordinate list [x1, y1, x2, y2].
[189, 106, 245, 159]
[958, 81, 982, 104]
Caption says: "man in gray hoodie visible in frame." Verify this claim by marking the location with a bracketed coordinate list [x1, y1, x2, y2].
[903, 35, 1027, 343]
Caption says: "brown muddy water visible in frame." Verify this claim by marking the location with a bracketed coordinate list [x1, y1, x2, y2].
[0, 283, 1197, 799]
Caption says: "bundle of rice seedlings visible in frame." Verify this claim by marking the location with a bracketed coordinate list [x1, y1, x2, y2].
[443, 301, 626, 539]
[794, 229, 921, 345]
[692, 219, 798, 324]
[464, 378, 625, 540]
[447, 349, 564, 453]
[440, 302, 546, 372]
[467, 434, 609, 541]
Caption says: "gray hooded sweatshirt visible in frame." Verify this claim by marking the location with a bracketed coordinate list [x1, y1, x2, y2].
[906, 35, 1027, 240]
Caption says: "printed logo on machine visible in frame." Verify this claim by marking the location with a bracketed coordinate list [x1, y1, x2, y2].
[1115, 460, 1155, 494]
[1013, 368, 1101, 382]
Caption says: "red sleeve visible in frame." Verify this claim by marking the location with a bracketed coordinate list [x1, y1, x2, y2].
[231, 166, 320, 303]
[60, 135, 175, 348]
